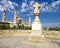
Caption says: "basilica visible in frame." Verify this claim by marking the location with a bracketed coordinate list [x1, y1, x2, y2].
[0, 10, 31, 28]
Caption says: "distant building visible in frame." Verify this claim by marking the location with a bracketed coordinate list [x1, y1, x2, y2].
[28, 16, 31, 26]
[13, 10, 18, 26]
[2, 10, 6, 22]
[0, 22, 10, 27]
[0, 10, 31, 28]
[0, 10, 10, 28]
[8, 21, 14, 28]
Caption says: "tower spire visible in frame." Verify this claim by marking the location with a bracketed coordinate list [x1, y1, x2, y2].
[2, 10, 6, 22]
[29, 16, 31, 26]
[13, 10, 18, 26]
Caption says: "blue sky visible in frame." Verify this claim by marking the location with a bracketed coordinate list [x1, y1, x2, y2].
[0, 0, 60, 27]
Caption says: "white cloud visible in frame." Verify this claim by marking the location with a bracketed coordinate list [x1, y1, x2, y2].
[21, 1, 28, 12]
[21, 8, 26, 12]
[14, 2, 18, 6]
[40, 3, 53, 12]
[24, 0, 27, 3]
[0, 0, 18, 12]
[52, 0, 60, 7]
[41, 0, 60, 12]
[21, 0, 34, 13]
[30, 0, 35, 6]
[21, 0, 60, 13]
[21, 2, 27, 8]
[0, 5, 5, 11]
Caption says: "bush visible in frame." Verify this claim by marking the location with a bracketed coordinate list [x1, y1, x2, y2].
[48, 27, 60, 31]
[24, 26, 31, 30]
[10, 25, 17, 29]
[0, 25, 9, 30]
[18, 24, 24, 29]
[0, 24, 31, 30]
[18, 24, 31, 30]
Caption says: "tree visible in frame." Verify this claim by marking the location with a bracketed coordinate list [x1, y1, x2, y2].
[18, 24, 31, 30]
[18, 24, 24, 29]
[48, 27, 60, 31]
[0, 25, 9, 30]
[11, 25, 16, 29]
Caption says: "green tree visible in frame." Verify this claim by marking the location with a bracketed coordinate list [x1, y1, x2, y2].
[18, 24, 31, 30]
[11, 25, 16, 29]
[0, 25, 9, 30]
[18, 24, 24, 29]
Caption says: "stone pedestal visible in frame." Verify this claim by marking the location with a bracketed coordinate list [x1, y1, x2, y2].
[30, 16, 44, 37]
[29, 2, 44, 41]
[28, 16, 44, 41]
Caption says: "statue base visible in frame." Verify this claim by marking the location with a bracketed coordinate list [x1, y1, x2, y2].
[31, 16, 44, 37]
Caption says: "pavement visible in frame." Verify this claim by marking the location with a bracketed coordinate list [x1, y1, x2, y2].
[0, 36, 60, 48]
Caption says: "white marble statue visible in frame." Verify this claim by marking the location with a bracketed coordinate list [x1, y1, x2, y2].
[30, 2, 44, 37]
[33, 2, 40, 16]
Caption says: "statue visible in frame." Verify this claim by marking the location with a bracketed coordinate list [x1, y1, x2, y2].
[33, 2, 40, 16]
[29, 2, 44, 38]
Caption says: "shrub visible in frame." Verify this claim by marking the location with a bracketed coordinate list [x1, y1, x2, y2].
[48, 27, 60, 31]
[10, 25, 17, 29]
[0, 25, 9, 30]
[24, 26, 31, 30]
[18, 24, 24, 29]
[18, 24, 31, 30]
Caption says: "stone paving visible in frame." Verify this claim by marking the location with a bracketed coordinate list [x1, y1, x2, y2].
[0, 36, 60, 48]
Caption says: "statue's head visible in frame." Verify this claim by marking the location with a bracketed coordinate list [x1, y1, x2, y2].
[33, 2, 40, 16]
